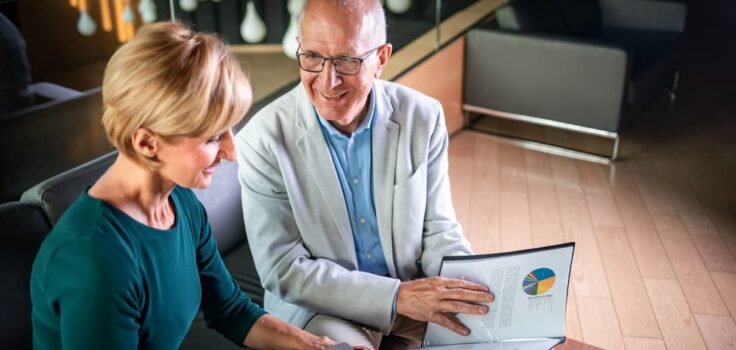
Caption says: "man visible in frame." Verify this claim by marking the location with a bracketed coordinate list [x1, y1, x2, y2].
[236, 0, 493, 348]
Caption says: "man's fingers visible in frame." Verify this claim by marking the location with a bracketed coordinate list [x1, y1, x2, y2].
[443, 277, 490, 292]
[432, 312, 470, 336]
[445, 288, 494, 303]
[438, 300, 489, 315]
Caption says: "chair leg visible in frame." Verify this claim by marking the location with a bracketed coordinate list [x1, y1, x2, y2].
[611, 135, 620, 161]
[668, 70, 680, 112]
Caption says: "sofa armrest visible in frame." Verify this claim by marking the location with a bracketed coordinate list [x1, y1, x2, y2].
[599, 0, 687, 32]
[464, 29, 628, 132]
[30, 82, 83, 101]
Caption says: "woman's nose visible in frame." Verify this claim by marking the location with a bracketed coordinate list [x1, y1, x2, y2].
[219, 128, 236, 161]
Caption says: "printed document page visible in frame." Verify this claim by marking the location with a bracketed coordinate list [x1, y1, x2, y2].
[423, 243, 574, 347]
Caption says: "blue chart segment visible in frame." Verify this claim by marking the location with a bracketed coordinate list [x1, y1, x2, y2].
[522, 267, 556, 296]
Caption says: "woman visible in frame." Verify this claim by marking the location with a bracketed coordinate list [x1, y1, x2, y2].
[30, 22, 345, 349]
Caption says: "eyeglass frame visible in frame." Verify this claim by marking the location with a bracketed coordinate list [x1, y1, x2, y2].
[295, 44, 385, 76]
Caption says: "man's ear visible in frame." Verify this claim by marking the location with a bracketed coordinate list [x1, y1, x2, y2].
[374, 43, 393, 79]
[131, 128, 159, 159]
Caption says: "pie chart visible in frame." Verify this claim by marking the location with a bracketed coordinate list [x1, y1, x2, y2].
[522, 267, 556, 296]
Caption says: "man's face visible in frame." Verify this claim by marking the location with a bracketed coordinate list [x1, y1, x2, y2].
[298, 3, 391, 133]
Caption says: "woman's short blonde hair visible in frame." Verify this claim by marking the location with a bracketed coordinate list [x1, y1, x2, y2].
[102, 22, 251, 169]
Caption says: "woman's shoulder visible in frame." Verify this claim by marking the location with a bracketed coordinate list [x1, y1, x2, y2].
[35, 192, 139, 273]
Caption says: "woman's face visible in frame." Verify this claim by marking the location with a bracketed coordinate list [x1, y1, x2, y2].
[154, 127, 236, 189]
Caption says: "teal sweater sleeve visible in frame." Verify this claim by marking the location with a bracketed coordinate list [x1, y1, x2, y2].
[187, 190, 267, 345]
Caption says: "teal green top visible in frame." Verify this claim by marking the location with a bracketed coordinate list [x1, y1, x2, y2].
[31, 186, 266, 349]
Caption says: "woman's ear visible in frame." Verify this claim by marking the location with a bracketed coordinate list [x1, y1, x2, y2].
[131, 128, 159, 159]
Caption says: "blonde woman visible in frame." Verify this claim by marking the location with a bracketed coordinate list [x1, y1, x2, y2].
[30, 22, 352, 350]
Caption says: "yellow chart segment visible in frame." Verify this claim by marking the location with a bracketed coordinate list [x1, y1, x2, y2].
[536, 276, 556, 295]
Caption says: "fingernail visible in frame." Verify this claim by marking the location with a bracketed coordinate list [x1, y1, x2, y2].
[479, 306, 488, 313]
[465, 329, 471, 335]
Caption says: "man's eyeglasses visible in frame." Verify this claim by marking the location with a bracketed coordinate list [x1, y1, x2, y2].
[296, 44, 383, 75]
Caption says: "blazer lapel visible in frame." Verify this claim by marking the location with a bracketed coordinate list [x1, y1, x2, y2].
[293, 86, 357, 263]
[372, 82, 399, 277]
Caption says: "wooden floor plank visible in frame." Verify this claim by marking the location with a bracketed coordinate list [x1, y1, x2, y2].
[467, 135, 500, 254]
[448, 132, 475, 238]
[610, 163, 675, 279]
[690, 234, 736, 273]
[644, 278, 708, 350]
[693, 314, 736, 350]
[711, 272, 736, 319]
[653, 214, 729, 315]
[623, 337, 667, 350]
[566, 286, 584, 341]
[576, 296, 626, 350]
[498, 144, 532, 251]
[576, 162, 612, 197]
[554, 179, 611, 298]
[524, 150, 566, 247]
[586, 193, 625, 229]
[628, 155, 679, 215]
[595, 227, 661, 338]
[612, 161, 675, 279]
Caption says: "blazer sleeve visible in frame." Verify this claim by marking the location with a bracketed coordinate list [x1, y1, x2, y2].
[236, 132, 400, 333]
[419, 100, 473, 277]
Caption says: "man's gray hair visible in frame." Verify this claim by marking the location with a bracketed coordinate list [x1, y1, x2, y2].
[298, 0, 387, 48]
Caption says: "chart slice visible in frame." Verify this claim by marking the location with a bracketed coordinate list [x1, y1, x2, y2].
[522, 267, 556, 296]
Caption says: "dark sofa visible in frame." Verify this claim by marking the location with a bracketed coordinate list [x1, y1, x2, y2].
[2, 151, 263, 349]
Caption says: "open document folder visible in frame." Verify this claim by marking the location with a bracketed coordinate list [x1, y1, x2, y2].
[422, 243, 575, 349]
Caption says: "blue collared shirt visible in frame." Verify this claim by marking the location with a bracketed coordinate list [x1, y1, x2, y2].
[315, 91, 390, 276]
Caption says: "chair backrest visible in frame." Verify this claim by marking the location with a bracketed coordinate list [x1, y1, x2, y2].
[0, 87, 109, 203]
[496, 0, 602, 36]
[0, 201, 51, 350]
[21, 151, 117, 225]
[496, 0, 570, 34]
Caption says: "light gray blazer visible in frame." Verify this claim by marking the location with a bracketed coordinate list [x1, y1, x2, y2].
[236, 80, 471, 333]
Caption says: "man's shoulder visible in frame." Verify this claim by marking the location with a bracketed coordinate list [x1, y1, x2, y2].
[377, 80, 437, 105]
[375, 80, 441, 130]
[250, 84, 301, 124]
[237, 84, 302, 145]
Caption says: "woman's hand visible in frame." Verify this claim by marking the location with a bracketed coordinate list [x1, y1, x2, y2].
[244, 314, 370, 350]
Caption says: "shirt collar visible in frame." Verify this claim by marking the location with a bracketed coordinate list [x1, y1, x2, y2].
[316, 86, 376, 139]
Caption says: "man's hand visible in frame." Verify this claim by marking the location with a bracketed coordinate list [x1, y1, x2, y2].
[396, 277, 493, 336]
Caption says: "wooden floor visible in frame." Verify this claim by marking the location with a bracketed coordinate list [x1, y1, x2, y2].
[446, 1, 736, 349]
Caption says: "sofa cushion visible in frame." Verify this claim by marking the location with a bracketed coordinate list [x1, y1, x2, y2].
[557, 0, 602, 36]
[497, 0, 569, 35]
[0, 201, 51, 350]
[192, 160, 247, 255]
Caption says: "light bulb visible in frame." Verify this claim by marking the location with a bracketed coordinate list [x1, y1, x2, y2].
[139, 0, 157, 23]
[179, 0, 198, 12]
[283, 0, 305, 59]
[240, 1, 267, 43]
[77, 10, 97, 36]
[386, 0, 411, 14]
[123, 3, 135, 22]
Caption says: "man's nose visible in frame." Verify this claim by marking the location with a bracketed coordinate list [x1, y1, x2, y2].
[320, 60, 342, 88]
